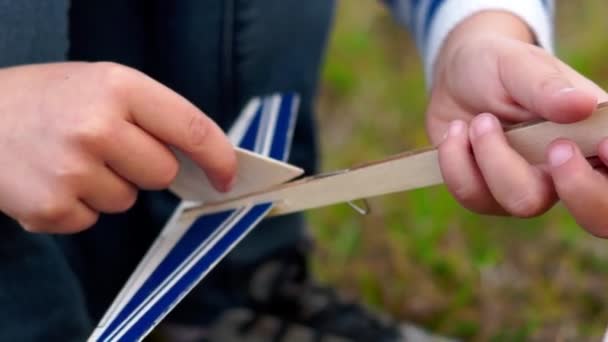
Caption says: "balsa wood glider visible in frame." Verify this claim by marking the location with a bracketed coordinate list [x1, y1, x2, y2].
[90, 95, 608, 341]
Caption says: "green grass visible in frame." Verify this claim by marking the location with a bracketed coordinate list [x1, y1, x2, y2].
[311, 1, 608, 340]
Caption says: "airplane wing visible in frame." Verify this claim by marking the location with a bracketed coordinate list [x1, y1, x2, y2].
[89, 93, 300, 341]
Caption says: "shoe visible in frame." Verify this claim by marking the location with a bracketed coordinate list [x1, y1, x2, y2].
[158, 241, 455, 342]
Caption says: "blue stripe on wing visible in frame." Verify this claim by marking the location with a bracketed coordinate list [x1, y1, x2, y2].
[238, 104, 263, 152]
[268, 93, 297, 162]
[120, 203, 273, 341]
[237, 92, 298, 160]
[98, 209, 237, 341]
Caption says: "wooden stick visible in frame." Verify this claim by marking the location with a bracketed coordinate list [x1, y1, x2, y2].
[181, 103, 608, 220]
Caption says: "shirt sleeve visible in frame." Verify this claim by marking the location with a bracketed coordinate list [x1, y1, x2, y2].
[384, 0, 555, 85]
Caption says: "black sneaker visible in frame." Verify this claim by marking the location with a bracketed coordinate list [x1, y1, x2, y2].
[158, 241, 454, 342]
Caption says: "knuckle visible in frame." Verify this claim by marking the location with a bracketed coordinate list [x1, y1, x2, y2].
[54, 158, 94, 185]
[33, 199, 72, 226]
[62, 212, 99, 234]
[94, 62, 135, 95]
[71, 116, 116, 148]
[186, 114, 211, 149]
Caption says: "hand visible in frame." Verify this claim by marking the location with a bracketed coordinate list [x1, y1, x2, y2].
[0, 62, 236, 233]
[428, 12, 608, 236]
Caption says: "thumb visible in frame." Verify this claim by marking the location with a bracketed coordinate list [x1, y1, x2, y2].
[547, 139, 608, 238]
[499, 47, 598, 123]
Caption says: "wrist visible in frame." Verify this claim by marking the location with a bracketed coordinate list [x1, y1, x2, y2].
[446, 11, 535, 46]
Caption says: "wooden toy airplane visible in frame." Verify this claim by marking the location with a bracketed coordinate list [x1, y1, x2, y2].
[90, 95, 608, 341]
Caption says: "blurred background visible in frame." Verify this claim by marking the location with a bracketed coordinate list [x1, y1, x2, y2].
[310, 1, 608, 340]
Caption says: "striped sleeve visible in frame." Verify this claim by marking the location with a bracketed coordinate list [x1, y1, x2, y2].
[384, 0, 555, 84]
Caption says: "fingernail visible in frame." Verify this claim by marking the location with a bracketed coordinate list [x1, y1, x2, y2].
[471, 115, 496, 138]
[442, 120, 465, 142]
[554, 87, 577, 96]
[543, 76, 574, 96]
[211, 175, 235, 193]
[449, 120, 465, 137]
[223, 175, 236, 192]
[549, 143, 573, 167]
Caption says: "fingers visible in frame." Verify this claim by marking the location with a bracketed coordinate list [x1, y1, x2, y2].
[18, 167, 137, 233]
[103, 121, 179, 190]
[439, 114, 557, 217]
[438, 120, 505, 215]
[15, 162, 136, 233]
[11, 159, 138, 233]
[548, 139, 608, 238]
[19, 199, 99, 234]
[498, 47, 598, 123]
[116, 67, 236, 191]
[77, 164, 138, 213]
[469, 114, 556, 216]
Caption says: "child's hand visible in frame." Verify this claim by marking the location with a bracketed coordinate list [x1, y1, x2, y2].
[428, 11, 608, 236]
